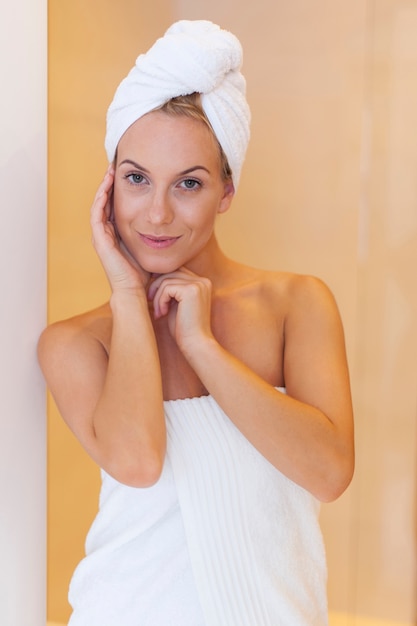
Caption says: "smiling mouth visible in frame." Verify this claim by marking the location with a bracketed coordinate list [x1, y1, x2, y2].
[139, 234, 181, 249]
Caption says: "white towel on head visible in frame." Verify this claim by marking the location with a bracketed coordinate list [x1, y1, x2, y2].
[105, 20, 251, 188]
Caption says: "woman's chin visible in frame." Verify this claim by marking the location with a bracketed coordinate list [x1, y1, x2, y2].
[140, 258, 182, 276]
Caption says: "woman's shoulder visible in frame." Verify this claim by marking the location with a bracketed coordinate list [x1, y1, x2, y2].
[237, 264, 334, 303]
[223, 263, 338, 328]
[38, 302, 112, 367]
[267, 269, 339, 318]
[41, 301, 112, 337]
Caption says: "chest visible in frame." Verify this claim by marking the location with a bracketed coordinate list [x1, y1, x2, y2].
[154, 292, 285, 399]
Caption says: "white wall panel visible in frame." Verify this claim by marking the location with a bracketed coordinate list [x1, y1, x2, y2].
[0, 1, 47, 625]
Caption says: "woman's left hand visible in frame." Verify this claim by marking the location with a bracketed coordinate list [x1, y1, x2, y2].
[147, 267, 214, 354]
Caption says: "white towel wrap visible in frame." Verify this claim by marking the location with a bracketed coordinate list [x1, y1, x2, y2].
[165, 391, 328, 626]
[104, 20, 251, 188]
[68, 390, 328, 625]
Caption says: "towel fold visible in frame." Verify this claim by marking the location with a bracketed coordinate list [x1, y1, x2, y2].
[105, 20, 251, 188]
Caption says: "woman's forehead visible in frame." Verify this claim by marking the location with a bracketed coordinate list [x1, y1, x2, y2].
[117, 111, 220, 164]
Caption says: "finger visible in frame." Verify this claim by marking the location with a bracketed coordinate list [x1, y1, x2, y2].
[147, 267, 198, 300]
[151, 279, 186, 318]
[91, 169, 114, 226]
[152, 277, 209, 319]
[94, 167, 114, 201]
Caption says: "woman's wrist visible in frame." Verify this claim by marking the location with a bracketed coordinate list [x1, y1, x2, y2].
[181, 334, 220, 370]
[110, 287, 149, 313]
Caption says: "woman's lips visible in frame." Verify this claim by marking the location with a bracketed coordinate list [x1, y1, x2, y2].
[139, 233, 181, 249]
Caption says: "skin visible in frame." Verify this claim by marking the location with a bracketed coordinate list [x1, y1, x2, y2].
[38, 110, 354, 502]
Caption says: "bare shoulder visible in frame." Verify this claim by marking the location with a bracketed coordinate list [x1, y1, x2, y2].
[255, 268, 346, 359]
[278, 272, 341, 326]
[249, 267, 338, 315]
[250, 271, 337, 317]
[223, 261, 339, 324]
[37, 302, 112, 375]
[260, 268, 331, 298]
[265, 270, 350, 398]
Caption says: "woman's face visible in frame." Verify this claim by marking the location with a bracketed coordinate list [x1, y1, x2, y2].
[113, 110, 234, 274]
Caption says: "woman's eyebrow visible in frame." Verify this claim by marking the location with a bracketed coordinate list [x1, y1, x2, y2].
[119, 159, 150, 172]
[118, 160, 210, 176]
[179, 165, 210, 175]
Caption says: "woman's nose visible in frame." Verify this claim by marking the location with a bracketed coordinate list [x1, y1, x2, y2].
[146, 190, 174, 225]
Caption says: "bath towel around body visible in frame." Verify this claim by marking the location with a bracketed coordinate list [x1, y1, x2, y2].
[68, 391, 328, 626]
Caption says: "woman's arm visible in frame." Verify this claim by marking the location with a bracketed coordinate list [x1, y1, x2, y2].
[150, 270, 354, 502]
[38, 169, 166, 487]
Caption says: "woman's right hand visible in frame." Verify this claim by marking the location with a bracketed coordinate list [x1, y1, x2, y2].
[91, 166, 150, 293]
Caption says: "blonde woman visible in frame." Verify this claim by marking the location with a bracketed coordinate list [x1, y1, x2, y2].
[38, 20, 354, 626]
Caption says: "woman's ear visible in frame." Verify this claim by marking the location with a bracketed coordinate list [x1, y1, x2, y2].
[218, 180, 235, 214]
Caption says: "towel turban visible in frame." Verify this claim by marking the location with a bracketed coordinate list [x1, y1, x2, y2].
[105, 20, 251, 188]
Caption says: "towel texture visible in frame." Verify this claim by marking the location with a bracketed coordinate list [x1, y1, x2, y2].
[105, 20, 251, 188]
[67, 391, 328, 625]
[165, 392, 328, 626]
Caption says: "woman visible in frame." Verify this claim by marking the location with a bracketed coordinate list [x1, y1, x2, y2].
[39, 20, 354, 626]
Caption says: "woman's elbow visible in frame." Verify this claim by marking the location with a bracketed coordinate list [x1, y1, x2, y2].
[317, 450, 355, 503]
[106, 448, 165, 488]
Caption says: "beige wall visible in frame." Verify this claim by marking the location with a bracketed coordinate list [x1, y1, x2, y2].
[48, 0, 417, 623]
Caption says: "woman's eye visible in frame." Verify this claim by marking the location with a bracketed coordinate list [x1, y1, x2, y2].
[125, 173, 145, 185]
[180, 178, 201, 190]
